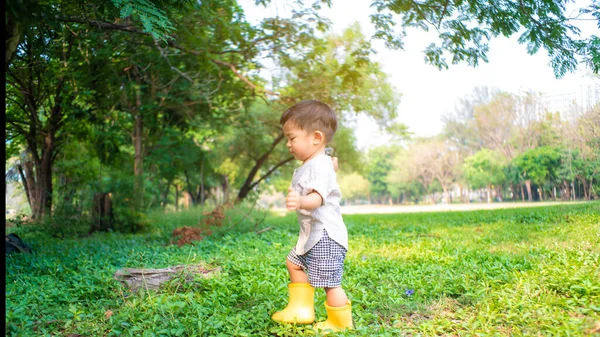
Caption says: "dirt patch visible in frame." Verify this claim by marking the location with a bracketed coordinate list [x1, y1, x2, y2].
[427, 298, 462, 318]
[586, 321, 600, 335]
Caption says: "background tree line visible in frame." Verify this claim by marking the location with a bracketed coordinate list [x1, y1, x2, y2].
[5, 0, 598, 233]
[343, 86, 600, 205]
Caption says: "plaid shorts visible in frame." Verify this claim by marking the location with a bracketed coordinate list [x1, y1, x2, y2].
[287, 230, 347, 288]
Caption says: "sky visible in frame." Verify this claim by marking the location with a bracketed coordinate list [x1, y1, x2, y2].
[239, 0, 600, 149]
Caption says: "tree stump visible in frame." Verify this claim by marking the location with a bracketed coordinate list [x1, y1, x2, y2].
[5, 234, 33, 254]
[89, 192, 113, 235]
[113, 264, 220, 292]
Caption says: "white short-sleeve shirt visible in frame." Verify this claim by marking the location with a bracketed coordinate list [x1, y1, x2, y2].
[291, 154, 348, 255]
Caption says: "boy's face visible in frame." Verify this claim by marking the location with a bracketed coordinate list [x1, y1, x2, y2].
[283, 121, 324, 163]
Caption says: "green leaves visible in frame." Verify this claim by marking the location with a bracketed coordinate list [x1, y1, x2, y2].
[111, 0, 181, 41]
[369, 0, 596, 77]
[513, 146, 562, 185]
[463, 149, 506, 189]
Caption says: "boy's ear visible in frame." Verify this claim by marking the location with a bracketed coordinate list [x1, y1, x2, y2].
[312, 131, 325, 144]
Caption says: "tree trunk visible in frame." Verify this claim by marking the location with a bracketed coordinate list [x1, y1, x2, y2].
[577, 177, 589, 200]
[200, 160, 205, 205]
[465, 186, 470, 203]
[175, 184, 180, 212]
[59, 175, 76, 209]
[520, 184, 525, 202]
[5, 13, 21, 71]
[486, 185, 491, 203]
[31, 106, 60, 220]
[184, 170, 197, 205]
[524, 180, 532, 202]
[17, 161, 36, 213]
[133, 84, 144, 209]
[441, 183, 449, 203]
[89, 193, 113, 235]
[222, 176, 230, 204]
[237, 133, 287, 201]
[236, 154, 293, 200]
[562, 181, 567, 200]
[161, 181, 171, 208]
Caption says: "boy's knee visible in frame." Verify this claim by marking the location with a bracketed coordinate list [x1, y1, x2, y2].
[286, 258, 302, 270]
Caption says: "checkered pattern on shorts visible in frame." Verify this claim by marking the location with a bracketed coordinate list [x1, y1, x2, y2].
[287, 229, 347, 288]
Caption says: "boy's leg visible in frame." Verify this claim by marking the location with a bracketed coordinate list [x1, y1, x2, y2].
[312, 230, 352, 332]
[272, 257, 315, 324]
[287, 258, 309, 283]
[324, 287, 348, 307]
[314, 287, 353, 333]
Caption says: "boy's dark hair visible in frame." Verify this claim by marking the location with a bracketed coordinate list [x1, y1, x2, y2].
[280, 100, 337, 142]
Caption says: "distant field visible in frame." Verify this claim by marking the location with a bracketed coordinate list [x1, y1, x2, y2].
[5, 202, 600, 336]
[267, 201, 593, 216]
[339, 201, 592, 214]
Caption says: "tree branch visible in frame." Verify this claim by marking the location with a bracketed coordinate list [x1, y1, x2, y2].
[58, 16, 146, 34]
[212, 59, 284, 98]
[437, 0, 449, 29]
[6, 119, 28, 136]
[58, 16, 291, 102]
[153, 38, 195, 83]
[249, 156, 295, 190]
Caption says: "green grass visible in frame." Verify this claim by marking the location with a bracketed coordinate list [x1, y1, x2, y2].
[6, 202, 600, 336]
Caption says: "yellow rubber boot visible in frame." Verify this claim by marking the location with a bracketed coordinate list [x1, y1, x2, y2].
[314, 300, 353, 334]
[272, 283, 315, 324]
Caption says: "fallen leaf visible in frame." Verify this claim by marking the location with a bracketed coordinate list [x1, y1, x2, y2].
[105, 310, 113, 319]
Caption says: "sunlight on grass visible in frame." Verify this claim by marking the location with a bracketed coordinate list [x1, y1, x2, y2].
[5, 202, 600, 336]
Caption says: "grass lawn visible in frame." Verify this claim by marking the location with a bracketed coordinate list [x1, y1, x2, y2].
[5, 202, 600, 336]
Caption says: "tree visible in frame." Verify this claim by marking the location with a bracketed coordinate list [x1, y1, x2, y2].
[513, 146, 561, 201]
[5, 0, 301, 219]
[338, 172, 370, 204]
[234, 24, 405, 201]
[5, 0, 185, 70]
[473, 92, 519, 159]
[5, 21, 85, 219]
[442, 87, 492, 158]
[570, 105, 600, 199]
[472, 90, 548, 160]
[557, 100, 600, 200]
[369, 0, 599, 77]
[366, 146, 397, 203]
[387, 148, 427, 204]
[463, 149, 506, 203]
[386, 140, 445, 203]
[427, 139, 461, 203]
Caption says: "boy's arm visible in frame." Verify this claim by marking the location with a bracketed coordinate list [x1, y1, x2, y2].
[286, 187, 323, 211]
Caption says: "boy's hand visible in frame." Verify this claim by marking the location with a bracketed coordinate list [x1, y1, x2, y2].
[286, 187, 302, 211]
[331, 156, 339, 172]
